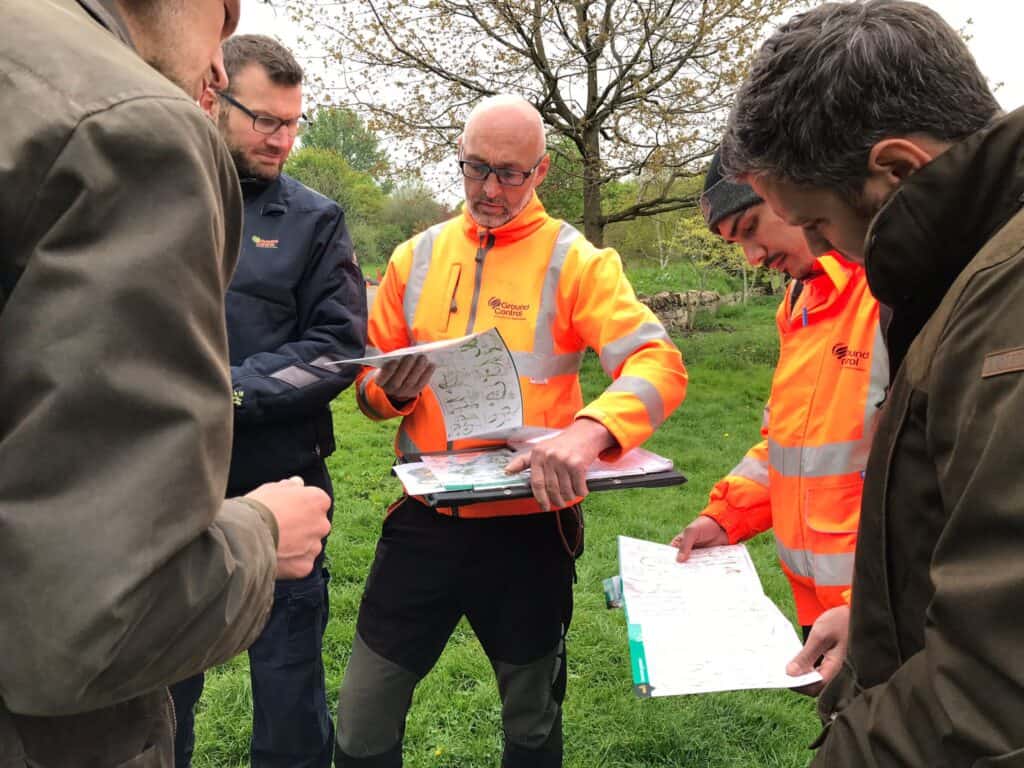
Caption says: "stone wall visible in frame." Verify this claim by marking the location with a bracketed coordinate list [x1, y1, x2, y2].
[639, 290, 722, 331]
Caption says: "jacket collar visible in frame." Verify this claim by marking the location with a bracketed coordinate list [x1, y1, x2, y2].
[240, 175, 288, 214]
[864, 107, 1024, 314]
[800, 252, 858, 313]
[816, 252, 855, 295]
[75, 0, 135, 50]
[461, 193, 550, 245]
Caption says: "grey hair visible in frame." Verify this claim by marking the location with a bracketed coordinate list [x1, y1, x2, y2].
[720, 0, 1000, 199]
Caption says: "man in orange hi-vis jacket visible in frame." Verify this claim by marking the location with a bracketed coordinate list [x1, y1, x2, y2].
[671, 150, 888, 692]
[333, 95, 687, 768]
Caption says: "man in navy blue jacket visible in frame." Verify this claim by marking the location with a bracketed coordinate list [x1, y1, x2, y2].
[171, 35, 367, 768]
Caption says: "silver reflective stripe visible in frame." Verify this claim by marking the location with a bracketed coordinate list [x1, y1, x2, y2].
[403, 223, 445, 337]
[365, 346, 382, 358]
[599, 322, 672, 377]
[270, 365, 319, 389]
[776, 540, 854, 587]
[309, 353, 358, 370]
[863, 321, 889, 437]
[729, 456, 769, 486]
[357, 370, 388, 420]
[605, 376, 665, 429]
[396, 425, 421, 457]
[529, 223, 579, 373]
[768, 439, 870, 479]
[511, 350, 583, 380]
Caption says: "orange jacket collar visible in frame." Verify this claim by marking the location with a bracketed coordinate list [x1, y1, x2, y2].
[461, 192, 550, 245]
[805, 251, 857, 306]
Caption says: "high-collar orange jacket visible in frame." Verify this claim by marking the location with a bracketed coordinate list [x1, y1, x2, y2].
[357, 194, 688, 518]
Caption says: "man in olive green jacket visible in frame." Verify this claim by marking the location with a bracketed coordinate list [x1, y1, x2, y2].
[723, 2, 1024, 765]
[0, 1, 332, 765]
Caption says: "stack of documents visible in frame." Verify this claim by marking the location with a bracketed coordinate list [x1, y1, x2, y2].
[617, 536, 821, 697]
[393, 441, 675, 496]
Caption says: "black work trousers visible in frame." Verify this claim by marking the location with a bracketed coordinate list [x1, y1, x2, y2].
[334, 497, 582, 768]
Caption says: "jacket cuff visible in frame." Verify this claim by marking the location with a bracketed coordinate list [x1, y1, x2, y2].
[573, 408, 634, 461]
[234, 496, 279, 548]
[701, 503, 747, 544]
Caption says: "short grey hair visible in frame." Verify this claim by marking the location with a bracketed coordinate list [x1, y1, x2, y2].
[721, 0, 1000, 199]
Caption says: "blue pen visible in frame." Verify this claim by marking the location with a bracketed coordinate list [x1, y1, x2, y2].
[802, 307, 808, 327]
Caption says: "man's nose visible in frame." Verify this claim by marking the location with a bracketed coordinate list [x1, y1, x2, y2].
[265, 127, 291, 148]
[482, 172, 503, 197]
[741, 242, 767, 267]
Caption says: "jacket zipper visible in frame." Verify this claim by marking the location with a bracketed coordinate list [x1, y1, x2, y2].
[465, 231, 495, 334]
[165, 686, 177, 740]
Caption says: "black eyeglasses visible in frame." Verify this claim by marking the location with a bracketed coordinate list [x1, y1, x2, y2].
[457, 155, 545, 187]
[218, 91, 307, 136]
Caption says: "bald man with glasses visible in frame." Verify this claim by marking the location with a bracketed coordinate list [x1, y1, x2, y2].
[333, 94, 686, 768]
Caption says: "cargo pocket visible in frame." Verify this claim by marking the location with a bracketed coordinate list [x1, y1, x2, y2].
[441, 264, 462, 333]
[805, 480, 862, 536]
[285, 575, 328, 665]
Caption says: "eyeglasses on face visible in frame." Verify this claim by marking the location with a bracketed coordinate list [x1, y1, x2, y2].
[457, 155, 544, 187]
[217, 91, 307, 136]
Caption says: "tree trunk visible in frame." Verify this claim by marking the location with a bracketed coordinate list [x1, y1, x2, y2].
[581, 127, 604, 247]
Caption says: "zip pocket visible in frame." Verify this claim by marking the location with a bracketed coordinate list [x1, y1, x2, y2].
[441, 264, 462, 333]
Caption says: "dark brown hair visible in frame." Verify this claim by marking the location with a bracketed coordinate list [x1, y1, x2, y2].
[222, 34, 303, 90]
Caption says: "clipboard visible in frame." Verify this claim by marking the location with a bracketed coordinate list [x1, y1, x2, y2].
[418, 469, 686, 507]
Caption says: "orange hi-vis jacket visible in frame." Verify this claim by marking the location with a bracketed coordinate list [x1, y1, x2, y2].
[702, 254, 888, 625]
[356, 194, 687, 518]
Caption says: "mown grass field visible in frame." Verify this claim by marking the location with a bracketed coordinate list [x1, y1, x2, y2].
[192, 296, 823, 767]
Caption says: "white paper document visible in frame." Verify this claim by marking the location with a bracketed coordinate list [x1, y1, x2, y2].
[617, 536, 821, 697]
[323, 328, 524, 441]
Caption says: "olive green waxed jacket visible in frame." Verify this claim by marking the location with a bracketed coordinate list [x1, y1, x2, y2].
[813, 107, 1024, 767]
[0, 0, 278, 764]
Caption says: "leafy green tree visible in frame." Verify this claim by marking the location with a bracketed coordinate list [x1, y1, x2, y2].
[377, 182, 452, 255]
[284, 0, 803, 247]
[301, 107, 392, 186]
[285, 147, 388, 262]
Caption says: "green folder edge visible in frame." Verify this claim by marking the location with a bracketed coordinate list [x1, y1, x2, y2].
[625, 614, 654, 698]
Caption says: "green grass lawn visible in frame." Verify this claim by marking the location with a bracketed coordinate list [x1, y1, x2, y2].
[192, 296, 822, 767]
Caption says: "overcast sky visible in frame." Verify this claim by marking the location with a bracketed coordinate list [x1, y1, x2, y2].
[236, 0, 1023, 113]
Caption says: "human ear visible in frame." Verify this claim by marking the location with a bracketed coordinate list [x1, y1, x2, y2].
[867, 138, 935, 185]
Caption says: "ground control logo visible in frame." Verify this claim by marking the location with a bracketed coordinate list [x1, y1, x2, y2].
[488, 296, 530, 319]
[832, 342, 870, 369]
[251, 235, 279, 249]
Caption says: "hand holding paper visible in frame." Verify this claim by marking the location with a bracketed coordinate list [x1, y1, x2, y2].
[786, 604, 850, 696]
[670, 516, 730, 562]
[504, 418, 617, 511]
[376, 354, 435, 406]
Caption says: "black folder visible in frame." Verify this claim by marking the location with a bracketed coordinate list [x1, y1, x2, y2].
[415, 469, 686, 507]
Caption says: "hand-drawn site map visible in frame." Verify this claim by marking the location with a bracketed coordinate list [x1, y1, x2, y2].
[323, 328, 523, 441]
[618, 537, 821, 697]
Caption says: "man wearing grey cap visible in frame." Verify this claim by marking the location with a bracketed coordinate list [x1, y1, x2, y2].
[671, 150, 887, 692]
